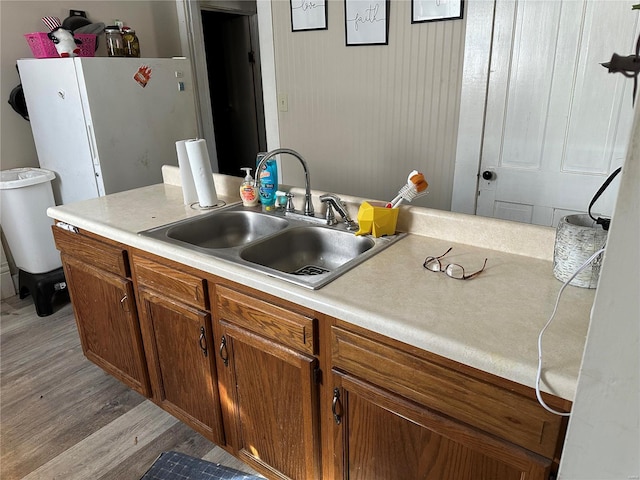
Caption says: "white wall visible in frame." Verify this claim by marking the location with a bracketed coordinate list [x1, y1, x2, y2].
[558, 96, 640, 479]
[0, 1, 182, 171]
[268, 0, 465, 211]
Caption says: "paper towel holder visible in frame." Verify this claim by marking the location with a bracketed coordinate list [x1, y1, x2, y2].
[189, 200, 226, 211]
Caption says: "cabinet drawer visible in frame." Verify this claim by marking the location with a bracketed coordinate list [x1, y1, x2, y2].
[53, 226, 128, 277]
[215, 285, 316, 355]
[133, 255, 207, 310]
[331, 326, 565, 458]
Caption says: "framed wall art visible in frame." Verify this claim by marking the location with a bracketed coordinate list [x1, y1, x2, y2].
[344, 0, 389, 46]
[291, 0, 328, 31]
[411, 0, 464, 23]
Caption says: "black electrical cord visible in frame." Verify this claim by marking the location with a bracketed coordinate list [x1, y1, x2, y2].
[587, 167, 622, 231]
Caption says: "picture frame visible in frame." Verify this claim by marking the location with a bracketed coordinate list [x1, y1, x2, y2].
[344, 0, 389, 46]
[291, 0, 328, 31]
[411, 0, 464, 23]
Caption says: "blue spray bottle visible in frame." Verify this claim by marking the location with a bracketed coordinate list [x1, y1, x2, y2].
[256, 152, 278, 211]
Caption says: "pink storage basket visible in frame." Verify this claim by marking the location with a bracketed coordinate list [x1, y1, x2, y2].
[24, 32, 96, 58]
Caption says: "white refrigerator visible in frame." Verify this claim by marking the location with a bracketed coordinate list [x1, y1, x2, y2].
[17, 57, 199, 205]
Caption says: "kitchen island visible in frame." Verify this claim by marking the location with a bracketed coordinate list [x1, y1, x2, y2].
[48, 169, 595, 479]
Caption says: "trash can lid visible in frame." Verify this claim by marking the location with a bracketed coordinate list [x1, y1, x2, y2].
[0, 168, 56, 190]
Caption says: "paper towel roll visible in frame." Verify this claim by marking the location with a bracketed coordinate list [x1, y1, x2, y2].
[185, 139, 219, 207]
[175, 139, 198, 205]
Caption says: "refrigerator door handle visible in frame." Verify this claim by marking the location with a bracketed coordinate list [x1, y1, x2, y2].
[87, 124, 98, 162]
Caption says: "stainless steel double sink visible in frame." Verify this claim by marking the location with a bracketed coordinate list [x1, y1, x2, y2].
[139, 202, 406, 289]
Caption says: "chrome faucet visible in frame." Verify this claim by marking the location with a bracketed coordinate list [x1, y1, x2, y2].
[320, 194, 359, 231]
[255, 148, 314, 216]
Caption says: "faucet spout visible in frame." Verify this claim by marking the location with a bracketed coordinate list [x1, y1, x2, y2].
[255, 148, 314, 216]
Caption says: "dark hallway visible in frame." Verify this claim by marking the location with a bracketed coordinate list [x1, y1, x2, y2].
[201, 9, 266, 177]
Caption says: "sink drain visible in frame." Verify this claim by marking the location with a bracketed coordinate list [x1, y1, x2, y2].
[291, 265, 330, 276]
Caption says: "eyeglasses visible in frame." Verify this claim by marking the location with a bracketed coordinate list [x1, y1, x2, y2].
[423, 247, 487, 280]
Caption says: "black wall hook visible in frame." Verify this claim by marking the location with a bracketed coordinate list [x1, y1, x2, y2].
[601, 26, 640, 105]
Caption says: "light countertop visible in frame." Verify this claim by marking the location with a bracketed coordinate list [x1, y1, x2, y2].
[48, 171, 596, 401]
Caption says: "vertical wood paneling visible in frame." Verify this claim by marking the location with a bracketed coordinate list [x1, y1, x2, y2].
[270, 0, 465, 211]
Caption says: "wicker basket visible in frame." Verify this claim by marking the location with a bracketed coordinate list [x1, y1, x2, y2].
[24, 32, 96, 58]
[553, 214, 607, 288]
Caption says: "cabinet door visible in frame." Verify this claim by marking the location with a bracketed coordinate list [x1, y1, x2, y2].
[218, 322, 320, 480]
[138, 288, 224, 444]
[331, 372, 552, 480]
[61, 254, 149, 396]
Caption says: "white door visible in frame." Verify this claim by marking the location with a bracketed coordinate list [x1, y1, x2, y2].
[75, 58, 199, 197]
[474, 1, 638, 226]
[18, 58, 101, 205]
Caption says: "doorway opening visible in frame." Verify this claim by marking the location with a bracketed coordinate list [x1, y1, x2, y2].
[200, 8, 267, 177]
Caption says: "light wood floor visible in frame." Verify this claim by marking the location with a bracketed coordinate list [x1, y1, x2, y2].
[0, 294, 262, 480]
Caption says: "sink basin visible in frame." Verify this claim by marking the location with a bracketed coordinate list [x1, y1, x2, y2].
[139, 203, 406, 289]
[241, 227, 375, 275]
[147, 210, 289, 249]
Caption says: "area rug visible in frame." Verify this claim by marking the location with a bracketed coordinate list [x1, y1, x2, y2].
[140, 451, 263, 480]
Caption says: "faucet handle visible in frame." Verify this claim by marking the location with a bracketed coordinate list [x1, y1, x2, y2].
[319, 193, 336, 203]
[320, 194, 359, 231]
[276, 190, 296, 213]
[325, 202, 337, 226]
[285, 193, 296, 213]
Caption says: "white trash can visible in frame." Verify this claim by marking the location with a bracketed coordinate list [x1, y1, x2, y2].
[0, 168, 62, 274]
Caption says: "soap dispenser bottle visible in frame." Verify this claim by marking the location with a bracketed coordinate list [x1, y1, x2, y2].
[239, 168, 258, 207]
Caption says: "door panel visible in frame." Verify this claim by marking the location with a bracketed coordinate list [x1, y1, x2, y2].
[332, 372, 551, 480]
[477, 0, 638, 226]
[220, 322, 320, 480]
[138, 288, 224, 443]
[62, 255, 149, 396]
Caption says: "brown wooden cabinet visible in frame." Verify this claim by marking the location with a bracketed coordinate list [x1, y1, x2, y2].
[212, 284, 321, 480]
[331, 373, 552, 480]
[329, 322, 570, 480]
[55, 226, 572, 480]
[52, 226, 150, 397]
[133, 254, 224, 444]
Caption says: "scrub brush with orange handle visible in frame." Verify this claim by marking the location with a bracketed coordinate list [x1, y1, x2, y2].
[386, 170, 429, 208]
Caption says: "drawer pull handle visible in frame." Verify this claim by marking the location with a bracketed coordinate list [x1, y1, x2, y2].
[120, 294, 130, 312]
[332, 388, 342, 425]
[219, 335, 229, 366]
[199, 326, 208, 357]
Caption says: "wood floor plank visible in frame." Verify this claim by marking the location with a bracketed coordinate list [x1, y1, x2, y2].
[1, 301, 146, 479]
[97, 421, 216, 480]
[2, 381, 145, 479]
[0, 293, 69, 337]
[0, 295, 262, 480]
[21, 400, 178, 480]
